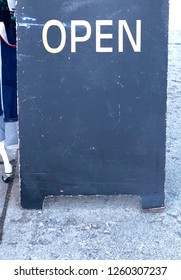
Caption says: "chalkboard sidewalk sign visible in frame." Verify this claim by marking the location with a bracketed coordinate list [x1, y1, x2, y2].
[17, 0, 168, 209]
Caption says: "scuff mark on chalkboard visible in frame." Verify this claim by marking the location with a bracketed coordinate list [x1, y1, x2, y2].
[18, 23, 44, 28]
[21, 17, 37, 22]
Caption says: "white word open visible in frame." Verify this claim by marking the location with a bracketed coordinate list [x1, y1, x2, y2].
[42, 20, 142, 54]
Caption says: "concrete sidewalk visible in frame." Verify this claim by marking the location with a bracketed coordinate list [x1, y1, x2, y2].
[0, 30, 181, 260]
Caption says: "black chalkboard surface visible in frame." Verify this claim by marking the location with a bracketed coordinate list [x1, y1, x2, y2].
[17, 0, 168, 209]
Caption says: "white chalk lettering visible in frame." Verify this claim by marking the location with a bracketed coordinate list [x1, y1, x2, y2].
[71, 20, 91, 53]
[118, 20, 142, 52]
[42, 20, 142, 53]
[42, 20, 66, 54]
[96, 20, 113, 53]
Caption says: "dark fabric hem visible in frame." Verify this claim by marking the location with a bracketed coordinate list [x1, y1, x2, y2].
[4, 117, 18, 122]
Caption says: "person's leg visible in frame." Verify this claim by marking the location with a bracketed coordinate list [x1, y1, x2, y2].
[0, 27, 14, 182]
[1, 23, 17, 123]
[0, 141, 12, 173]
[0, 115, 12, 182]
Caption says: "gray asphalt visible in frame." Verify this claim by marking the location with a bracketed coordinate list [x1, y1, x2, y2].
[0, 29, 180, 260]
